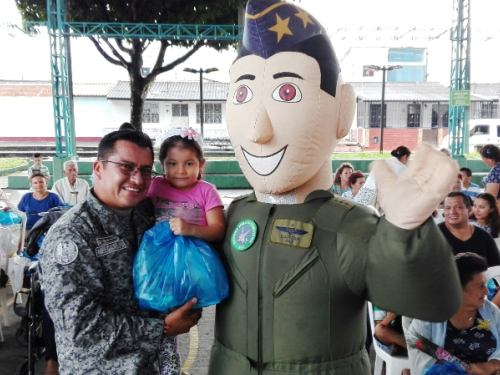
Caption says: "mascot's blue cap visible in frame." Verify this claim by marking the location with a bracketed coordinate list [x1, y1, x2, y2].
[238, 0, 341, 97]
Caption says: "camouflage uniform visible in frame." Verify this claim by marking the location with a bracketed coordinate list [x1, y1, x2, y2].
[39, 190, 162, 375]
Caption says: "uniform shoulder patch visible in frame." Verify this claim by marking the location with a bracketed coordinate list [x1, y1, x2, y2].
[54, 240, 79, 265]
[231, 193, 252, 203]
[328, 196, 355, 210]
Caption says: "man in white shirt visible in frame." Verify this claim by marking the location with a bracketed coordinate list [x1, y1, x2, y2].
[52, 161, 90, 205]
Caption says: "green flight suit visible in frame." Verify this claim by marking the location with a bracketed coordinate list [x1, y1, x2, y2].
[209, 190, 461, 375]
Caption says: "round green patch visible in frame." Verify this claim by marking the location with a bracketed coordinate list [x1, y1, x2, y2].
[231, 219, 258, 251]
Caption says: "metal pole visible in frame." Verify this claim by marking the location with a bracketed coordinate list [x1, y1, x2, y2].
[380, 67, 386, 154]
[199, 69, 204, 139]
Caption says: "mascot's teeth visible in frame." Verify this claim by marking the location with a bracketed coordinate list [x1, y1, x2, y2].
[242, 146, 287, 176]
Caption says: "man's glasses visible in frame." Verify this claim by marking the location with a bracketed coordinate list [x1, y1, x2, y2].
[99, 160, 158, 180]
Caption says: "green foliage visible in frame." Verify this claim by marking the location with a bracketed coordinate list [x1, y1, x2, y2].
[0, 158, 28, 171]
[15, 0, 246, 49]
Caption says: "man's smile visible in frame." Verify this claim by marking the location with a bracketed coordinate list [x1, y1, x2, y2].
[241, 145, 287, 176]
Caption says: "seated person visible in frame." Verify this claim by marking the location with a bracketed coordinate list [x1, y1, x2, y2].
[409, 253, 500, 375]
[18, 172, 63, 231]
[342, 171, 365, 200]
[27, 152, 50, 182]
[51, 160, 89, 205]
[373, 306, 407, 356]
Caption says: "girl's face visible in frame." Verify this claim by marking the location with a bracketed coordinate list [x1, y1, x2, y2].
[351, 177, 365, 193]
[163, 145, 205, 191]
[340, 168, 353, 183]
[473, 198, 494, 221]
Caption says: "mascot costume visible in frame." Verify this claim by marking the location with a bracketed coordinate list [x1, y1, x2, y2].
[209, 1, 462, 374]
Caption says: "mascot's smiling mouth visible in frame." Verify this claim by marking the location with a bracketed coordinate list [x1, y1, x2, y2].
[241, 146, 287, 176]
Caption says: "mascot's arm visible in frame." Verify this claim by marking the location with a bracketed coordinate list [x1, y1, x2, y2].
[365, 215, 461, 322]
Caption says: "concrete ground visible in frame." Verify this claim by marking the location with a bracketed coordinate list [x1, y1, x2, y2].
[0, 177, 378, 374]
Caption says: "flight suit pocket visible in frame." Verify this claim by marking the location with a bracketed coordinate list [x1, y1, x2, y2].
[272, 247, 331, 362]
[215, 250, 248, 354]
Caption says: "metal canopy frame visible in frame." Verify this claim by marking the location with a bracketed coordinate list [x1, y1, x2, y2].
[42, 0, 242, 160]
[448, 0, 470, 157]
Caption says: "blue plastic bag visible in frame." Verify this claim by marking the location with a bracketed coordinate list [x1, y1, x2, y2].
[424, 362, 467, 375]
[0, 209, 21, 226]
[133, 221, 229, 312]
[487, 278, 498, 300]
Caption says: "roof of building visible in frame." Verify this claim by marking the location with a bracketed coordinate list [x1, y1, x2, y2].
[0, 80, 113, 97]
[470, 83, 500, 99]
[350, 82, 498, 102]
[107, 80, 230, 101]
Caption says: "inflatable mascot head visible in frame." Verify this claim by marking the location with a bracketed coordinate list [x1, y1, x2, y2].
[227, 0, 356, 203]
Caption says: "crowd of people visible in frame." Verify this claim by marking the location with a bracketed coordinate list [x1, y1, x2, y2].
[2, 139, 500, 375]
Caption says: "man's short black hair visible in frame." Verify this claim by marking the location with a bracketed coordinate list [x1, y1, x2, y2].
[446, 191, 471, 208]
[459, 167, 472, 177]
[33, 153, 42, 158]
[98, 130, 154, 161]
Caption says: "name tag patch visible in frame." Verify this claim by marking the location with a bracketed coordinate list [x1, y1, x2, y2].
[270, 219, 314, 248]
[95, 238, 127, 257]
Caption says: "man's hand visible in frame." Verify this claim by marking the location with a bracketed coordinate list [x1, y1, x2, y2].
[371, 144, 458, 230]
[169, 217, 193, 236]
[164, 298, 202, 336]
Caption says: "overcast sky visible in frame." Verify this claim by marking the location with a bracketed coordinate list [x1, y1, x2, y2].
[1, 0, 499, 84]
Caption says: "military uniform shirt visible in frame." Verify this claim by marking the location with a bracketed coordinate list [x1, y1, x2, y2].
[39, 190, 162, 375]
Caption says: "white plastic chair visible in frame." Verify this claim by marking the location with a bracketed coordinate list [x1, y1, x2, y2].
[367, 301, 411, 375]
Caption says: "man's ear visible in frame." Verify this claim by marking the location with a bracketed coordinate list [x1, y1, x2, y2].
[93, 160, 102, 180]
[337, 83, 356, 139]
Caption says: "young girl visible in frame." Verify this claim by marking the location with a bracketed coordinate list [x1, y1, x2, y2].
[147, 127, 225, 375]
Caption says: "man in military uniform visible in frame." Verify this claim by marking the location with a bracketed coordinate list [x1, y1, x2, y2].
[39, 130, 201, 374]
[208, 1, 462, 374]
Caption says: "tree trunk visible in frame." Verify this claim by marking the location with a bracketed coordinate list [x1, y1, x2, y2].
[128, 40, 151, 132]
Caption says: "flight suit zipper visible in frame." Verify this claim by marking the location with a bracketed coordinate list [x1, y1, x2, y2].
[258, 204, 276, 374]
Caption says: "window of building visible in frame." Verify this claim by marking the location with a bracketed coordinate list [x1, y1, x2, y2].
[363, 66, 374, 77]
[142, 102, 159, 123]
[369, 104, 386, 128]
[407, 104, 421, 128]
[431, 103, 449, 128]
[196, 103, 222, 124]
[172, 104, 188, 117]
[481, 102, 498, 118]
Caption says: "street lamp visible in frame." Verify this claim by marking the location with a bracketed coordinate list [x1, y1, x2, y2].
[183, 67, 219, 139]
[368, 65, 403, 153]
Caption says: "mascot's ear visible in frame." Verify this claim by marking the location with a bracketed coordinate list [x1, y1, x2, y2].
[337, 84, 356, 139]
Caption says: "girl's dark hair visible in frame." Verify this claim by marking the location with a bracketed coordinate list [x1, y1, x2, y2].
[349, 171, 365, 187]
[390, 146, 411, 160]
[470, 192, 500, 238]
[454, 252, 488, 289]
[480, 144, 500, 163]
[333, 163, 354, 185]
[159, 136, 205, 180]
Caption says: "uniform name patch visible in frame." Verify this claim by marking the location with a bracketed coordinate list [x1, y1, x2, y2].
[95, 240, 127, 257]
[329, 197, 354, 210]
[54, 240, 79, 265]
[270, 219, 314, 248]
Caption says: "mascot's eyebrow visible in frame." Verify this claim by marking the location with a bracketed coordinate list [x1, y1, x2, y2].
[235, 74, 256, 83]
[273, 72, 303, 80]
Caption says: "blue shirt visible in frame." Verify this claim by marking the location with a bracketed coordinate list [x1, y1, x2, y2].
[483, 164, 500, 199]
[462, 182, 481, 201]
[18, 192, 63, 229]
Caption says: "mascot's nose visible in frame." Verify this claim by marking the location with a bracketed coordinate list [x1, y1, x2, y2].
[248, 104, 273, 144]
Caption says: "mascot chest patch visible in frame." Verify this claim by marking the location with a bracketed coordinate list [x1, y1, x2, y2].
[270, 219, 314, 248]
[231, 219, 258, 251]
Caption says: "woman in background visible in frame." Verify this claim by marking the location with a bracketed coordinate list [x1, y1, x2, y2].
[333, 163, 353, 196]
[470, 193, 500, 238]
[342, 171, 365, 200]
[480, 144, 500, 201]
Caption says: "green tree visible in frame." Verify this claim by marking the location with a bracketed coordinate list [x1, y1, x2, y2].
[15, 0, 245, 131]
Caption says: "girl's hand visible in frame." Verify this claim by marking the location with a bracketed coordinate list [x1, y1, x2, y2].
[169, 217, 192, 236]
[467, 362, 493, 375]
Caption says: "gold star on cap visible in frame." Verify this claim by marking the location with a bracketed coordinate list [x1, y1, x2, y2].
[268, 13, 293, 43]
[295, 9, 314, 28]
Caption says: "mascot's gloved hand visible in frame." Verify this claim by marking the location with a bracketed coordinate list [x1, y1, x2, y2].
[370, 144, 458, 230]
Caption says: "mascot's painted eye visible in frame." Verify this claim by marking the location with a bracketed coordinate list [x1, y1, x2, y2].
[233, 85, 253, 104]
[272, 83, 302, 103]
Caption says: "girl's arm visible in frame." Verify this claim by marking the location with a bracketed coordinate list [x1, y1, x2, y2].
[169, 206, 226, 242]
[486, 182, 500, 200]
